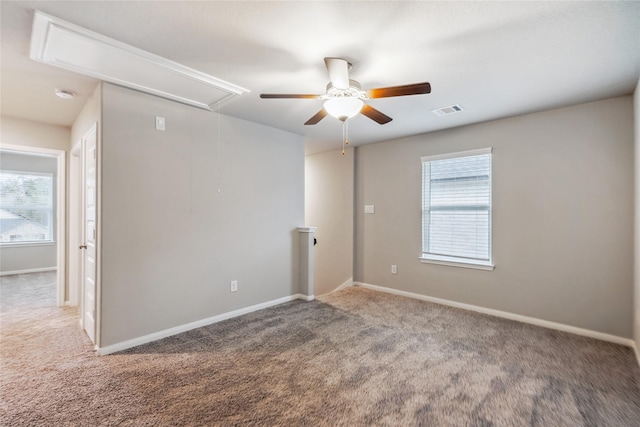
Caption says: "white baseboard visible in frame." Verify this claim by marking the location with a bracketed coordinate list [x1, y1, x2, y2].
[354, 282, 635, 348]
[332, 277, 354, 293]
[97, 293, 311, 355]
[95, 282, 637, 357]
[0, 267, 57, 276]
[296, 293, 315, 302]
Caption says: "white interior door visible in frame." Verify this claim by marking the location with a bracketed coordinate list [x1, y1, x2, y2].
[81, 125, 98, 344]
[68, 148, 81, 307]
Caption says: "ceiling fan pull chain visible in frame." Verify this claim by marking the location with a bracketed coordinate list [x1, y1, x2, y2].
[342, 121, 346, 155]
[345, 120, 349, 145]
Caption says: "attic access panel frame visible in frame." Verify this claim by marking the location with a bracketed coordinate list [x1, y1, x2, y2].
[30, 11, 249, 110]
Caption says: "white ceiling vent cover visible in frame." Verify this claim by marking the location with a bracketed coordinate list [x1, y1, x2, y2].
[30, 11, 249, 110]
[432, 104, 464, 117]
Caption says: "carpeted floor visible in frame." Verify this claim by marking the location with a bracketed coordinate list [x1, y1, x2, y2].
[1, 272, 639, 426]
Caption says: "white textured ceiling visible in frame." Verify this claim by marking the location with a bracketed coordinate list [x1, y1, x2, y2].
[2, 1, 639, 154]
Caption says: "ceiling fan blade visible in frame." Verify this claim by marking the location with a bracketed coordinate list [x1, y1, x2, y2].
[260, 94, 321, 99]
[304, 109, 328, 125]
[367, 82, 431, 99]
[324, 57, 350, 90]
[361, 104, 393, 125]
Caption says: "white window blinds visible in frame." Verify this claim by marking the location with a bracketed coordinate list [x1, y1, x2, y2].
[421, 148, 492, 267]
[0, 171, 53, 243]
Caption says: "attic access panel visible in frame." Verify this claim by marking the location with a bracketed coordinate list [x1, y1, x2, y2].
[30, 11, 249, 110]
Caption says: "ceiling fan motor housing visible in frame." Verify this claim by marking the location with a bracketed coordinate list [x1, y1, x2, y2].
[324, 80, 367, 100]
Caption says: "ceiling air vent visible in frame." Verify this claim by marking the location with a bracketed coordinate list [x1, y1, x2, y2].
[432, 104, 464, 117]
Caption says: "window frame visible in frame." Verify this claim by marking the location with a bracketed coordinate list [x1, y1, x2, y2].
[0, 170, 55, 246]
[420, 148, 494, 271]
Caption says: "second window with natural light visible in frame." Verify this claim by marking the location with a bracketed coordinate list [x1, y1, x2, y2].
[0, 171, 54, 244]
[421, 148, 493, 270]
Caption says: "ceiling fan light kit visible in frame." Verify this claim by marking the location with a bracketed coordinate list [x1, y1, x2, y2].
[260, 57, 431, 152]
[324, 97, 364, 121]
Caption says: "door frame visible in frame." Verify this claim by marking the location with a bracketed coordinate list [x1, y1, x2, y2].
[69, 143, 82, 307]
[1, 144, 66, 307]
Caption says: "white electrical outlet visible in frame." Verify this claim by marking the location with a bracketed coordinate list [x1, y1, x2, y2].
[391, 265, 397, 274]
[230, 280, 238, 292]
[364, 205, 375, 214]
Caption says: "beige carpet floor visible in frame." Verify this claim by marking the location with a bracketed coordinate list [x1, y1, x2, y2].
[1, 272, 639, 426]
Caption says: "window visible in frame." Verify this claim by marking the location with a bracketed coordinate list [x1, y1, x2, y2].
[0, 171, 53, 244]
[421, 148, 493, 269]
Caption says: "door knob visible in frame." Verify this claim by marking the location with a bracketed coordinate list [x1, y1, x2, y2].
[79, 244, 87, 249]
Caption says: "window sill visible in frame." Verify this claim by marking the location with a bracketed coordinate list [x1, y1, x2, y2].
[419, 256, 494, 271]
[0, 241, 56, 248]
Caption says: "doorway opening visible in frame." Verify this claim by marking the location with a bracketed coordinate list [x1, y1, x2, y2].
[0, 145, 66, 307]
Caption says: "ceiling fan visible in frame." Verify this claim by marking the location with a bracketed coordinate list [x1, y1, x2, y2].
[260, 57, 431, 126]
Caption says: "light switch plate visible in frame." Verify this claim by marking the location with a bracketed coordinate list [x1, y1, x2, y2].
[155, 116, 166, 131]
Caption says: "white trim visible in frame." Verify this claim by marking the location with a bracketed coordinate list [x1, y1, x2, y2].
[420, 147, 492, 163]
[0, 169, 53, 177]
[296, 293, 315, 302]
[297, 226, 317, 233]
[419, 256, 495, 271]
[633, 341, 640, 368]
[96, 293, 311, 355]
[1, 144, 66, 307]
[55, 152, 65, 307]
[0, 241, 56, 248]
[0, 267, 57, 276]
[67, 150, 81, 307]
[354, 282, 635, 348]
[0, 145, 63, 157]
[333, 277, 354, 292]
[30, 11, 249, 111]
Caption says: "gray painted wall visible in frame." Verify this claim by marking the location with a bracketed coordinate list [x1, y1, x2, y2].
[305, 147, 354, 295]
[0, 117, 71, 152]
[1, 146, 59, 273]
[355, 96, 634, 338]
[99, 83, 304, 347]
